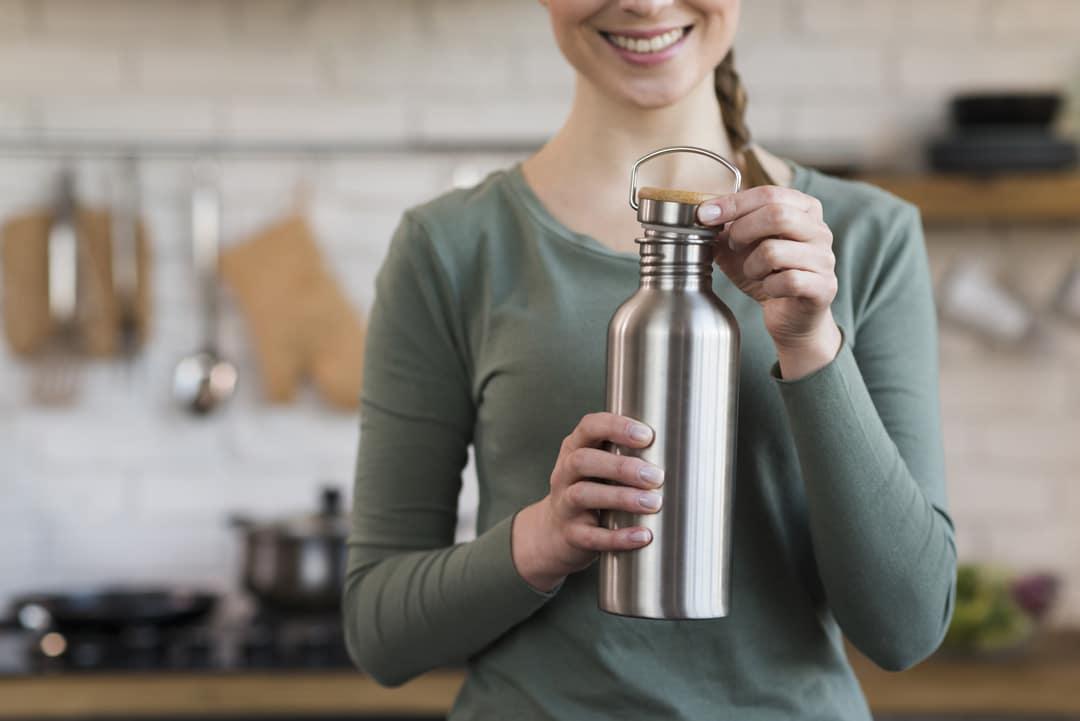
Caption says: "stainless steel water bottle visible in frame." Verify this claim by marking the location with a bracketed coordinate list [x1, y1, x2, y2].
[598, 146, 741, 620]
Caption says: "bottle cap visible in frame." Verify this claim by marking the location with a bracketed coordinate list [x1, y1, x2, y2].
[637, 186, 722, 228]
[630, 147, 741, 229]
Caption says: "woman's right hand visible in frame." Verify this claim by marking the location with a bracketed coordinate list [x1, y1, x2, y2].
[511, 412, 665, 593]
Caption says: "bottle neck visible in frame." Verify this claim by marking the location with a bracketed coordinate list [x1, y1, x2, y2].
[637, 226, 717, 291]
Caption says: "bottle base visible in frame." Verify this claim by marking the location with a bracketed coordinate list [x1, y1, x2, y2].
[597, 600, 730, 620]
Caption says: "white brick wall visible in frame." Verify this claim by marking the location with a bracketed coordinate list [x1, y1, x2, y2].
[0, 0, 1076, 162]
[899, 47, 1078, 95]
[988, 0, 1080, 37]
[795, 0, 899, 38]
[0, 102, 29, 133]
[138, 48, 327, 95]
[416, 97, 573, 143]
[0, 44, 129, 94]
[898, 0, 988, 38]
[740, 43, 889, 94]
[926, 232, 1080, 627]
[0, 0, 1079, 628]
[40, 97, 219, 140]
[0, 0, 28, 37]
[37, 0, 231, 45]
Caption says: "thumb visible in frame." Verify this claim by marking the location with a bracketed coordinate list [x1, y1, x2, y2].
[711, 225, 737, 260]
[710, 229, 748, 283]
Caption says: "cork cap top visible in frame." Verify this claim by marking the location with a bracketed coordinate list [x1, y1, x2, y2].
[637, 186, 721, 205]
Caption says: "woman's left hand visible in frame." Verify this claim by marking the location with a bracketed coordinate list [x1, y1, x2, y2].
[697, 186, 843, 379]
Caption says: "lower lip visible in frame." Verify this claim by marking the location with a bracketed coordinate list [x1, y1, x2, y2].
[603, 30, 690, 67]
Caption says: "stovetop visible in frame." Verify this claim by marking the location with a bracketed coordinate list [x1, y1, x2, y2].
[0, 607, 352, 674]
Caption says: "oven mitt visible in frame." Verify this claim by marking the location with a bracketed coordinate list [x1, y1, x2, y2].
[219, 215, 365, 409]
[1, 208, 151, 357]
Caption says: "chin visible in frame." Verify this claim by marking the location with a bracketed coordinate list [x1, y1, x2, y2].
[614, 75, 701, 109]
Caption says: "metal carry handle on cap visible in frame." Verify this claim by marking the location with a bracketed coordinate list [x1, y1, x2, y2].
[629, 145, 742, 211]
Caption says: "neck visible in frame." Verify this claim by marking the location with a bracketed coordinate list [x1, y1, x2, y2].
[537, 73, 735, 191]
[639, 233, 715, 291]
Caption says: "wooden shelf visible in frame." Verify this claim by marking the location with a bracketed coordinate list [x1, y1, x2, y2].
[857, 172, 1080, 224]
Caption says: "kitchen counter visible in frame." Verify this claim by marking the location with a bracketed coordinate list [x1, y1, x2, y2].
[850, 630, 1080, 717]
[2, 631, 1078, 719]
[0, 670, 459, 719]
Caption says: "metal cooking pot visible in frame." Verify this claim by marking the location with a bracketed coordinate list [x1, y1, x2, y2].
[231, 486, 349, 611]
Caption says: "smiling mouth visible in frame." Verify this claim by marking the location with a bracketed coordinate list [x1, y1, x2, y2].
[599, 25, 693, 54]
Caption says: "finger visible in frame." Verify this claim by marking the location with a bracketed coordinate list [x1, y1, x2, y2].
[566, 524, 653, 552]
[743, 239, 835, 282]
[553, 414, 654, 491]
[697, 186, 823, 227]
[761, 269, 838, 307]
[562, 480, 663, 516]
[564, 448, 665, 489]
[727, 204, 832, 252]
[562, 412, 654, 456]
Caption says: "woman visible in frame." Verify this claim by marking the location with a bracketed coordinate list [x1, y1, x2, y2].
[344, 1, 956, 719]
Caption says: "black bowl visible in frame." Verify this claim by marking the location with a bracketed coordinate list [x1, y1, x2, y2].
[951, 92, 1063, 129]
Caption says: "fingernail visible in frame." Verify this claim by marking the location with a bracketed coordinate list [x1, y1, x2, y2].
[697, 203, 722, 223]
[629, 529, 651, 543]
[638, 492, 662, 510]
[629, 423, 653, 443]
[638, 464, 664, 486]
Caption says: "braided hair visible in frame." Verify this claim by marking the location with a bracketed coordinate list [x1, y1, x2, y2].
[713, 50, 774, 188]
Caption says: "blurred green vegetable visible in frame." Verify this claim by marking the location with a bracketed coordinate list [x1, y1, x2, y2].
[944, 564, 1037, 655]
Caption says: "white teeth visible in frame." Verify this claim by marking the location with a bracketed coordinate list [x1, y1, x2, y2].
[607, 27, 684, 54]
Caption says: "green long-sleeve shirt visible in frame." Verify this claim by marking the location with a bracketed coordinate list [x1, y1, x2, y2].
[344, 162, 956, 720]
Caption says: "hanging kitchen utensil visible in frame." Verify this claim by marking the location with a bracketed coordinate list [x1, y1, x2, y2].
[219, 214, 365, 409]
[290, 153, 317, 216]
[31, 167, 81, 405]
[111, 154, 142, 363]
[937, 259, 1037, 346]
[1053, 258, 1080, 323]
[2, 213, 55, 357]
[173, 161, 238, 415]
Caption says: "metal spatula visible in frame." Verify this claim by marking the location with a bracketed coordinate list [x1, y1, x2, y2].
[32, 168, 81, 405]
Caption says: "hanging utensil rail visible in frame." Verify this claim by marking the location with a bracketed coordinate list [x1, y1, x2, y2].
[0, 137, 542, 159]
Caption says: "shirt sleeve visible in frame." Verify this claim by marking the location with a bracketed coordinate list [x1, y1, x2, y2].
[772, 202, 957, 671]
[342, 212, 556, 687]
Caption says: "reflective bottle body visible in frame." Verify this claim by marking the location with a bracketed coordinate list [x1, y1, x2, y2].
[598, 235, 740, 619]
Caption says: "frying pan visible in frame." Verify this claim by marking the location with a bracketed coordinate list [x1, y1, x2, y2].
[6, 588, 218, 633]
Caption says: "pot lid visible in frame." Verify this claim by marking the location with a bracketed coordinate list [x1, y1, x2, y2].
[278, 514, 349, 539]
[243, 487, 350, 539]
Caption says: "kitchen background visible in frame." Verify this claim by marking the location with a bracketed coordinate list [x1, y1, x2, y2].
[1, 0, 1080, 716]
